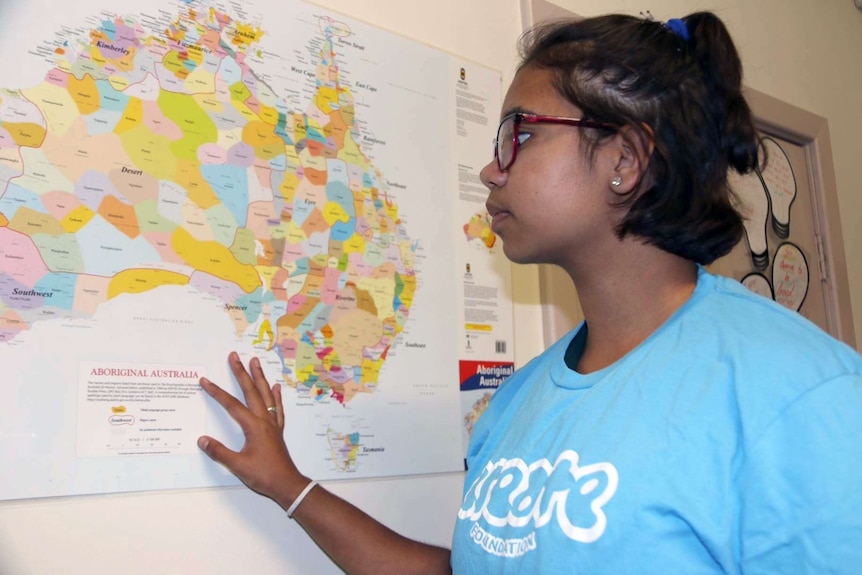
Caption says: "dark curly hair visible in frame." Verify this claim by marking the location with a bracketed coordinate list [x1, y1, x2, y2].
[519, 13, 760, 264]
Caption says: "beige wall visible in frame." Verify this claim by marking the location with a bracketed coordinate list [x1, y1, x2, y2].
[1, 1, 859, 574]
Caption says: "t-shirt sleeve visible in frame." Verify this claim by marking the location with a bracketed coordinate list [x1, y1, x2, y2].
[739, 372, 862, 573]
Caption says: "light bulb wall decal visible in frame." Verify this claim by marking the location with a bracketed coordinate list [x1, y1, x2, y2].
[772, 242, 809, 312]
[741, 272, 774, 301]
[758, 137, 797, 239]
[728, 167, 770, 270]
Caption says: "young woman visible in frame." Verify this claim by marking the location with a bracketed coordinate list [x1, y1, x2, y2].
[197, 12, 862, 574]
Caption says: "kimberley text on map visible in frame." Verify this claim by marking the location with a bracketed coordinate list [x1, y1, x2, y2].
[0, 0, 507, 499]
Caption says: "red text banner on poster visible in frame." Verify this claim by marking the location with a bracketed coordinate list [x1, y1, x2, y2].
[459, 360, 515, 391]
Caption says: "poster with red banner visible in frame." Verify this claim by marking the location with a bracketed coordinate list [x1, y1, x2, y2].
[459, 359, 514, 468]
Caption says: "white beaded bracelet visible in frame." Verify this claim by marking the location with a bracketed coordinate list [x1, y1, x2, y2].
[286, 480, 319, 519]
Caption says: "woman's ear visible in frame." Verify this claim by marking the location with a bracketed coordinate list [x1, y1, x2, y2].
[609, 124, 654, 195]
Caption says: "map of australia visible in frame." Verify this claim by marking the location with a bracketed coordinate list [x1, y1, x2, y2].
[0, 4, 416, 405]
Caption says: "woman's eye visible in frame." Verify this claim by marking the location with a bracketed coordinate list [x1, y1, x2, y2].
[516, 132, 532, 145]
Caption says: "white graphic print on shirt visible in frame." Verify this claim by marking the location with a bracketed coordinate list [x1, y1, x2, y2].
[458, 450, 618, 556]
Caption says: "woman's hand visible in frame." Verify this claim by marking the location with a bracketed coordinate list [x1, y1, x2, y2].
[197, 351, 309, 508]
[198, 353, 452, 574]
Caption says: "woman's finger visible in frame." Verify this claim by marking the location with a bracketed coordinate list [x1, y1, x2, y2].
[272, 383, 284, 429]
[197, 435, 241, 469]
[227, 351, 267, 414]
[199, 377, 256, 432]
[248, 356, 277, 415]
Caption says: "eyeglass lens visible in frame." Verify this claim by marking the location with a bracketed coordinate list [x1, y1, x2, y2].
[496, 116, 516, 171]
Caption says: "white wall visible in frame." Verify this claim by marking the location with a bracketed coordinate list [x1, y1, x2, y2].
[2, 1, 860, 574]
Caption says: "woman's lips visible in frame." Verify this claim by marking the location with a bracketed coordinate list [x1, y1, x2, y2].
[490, 211, 510, 233]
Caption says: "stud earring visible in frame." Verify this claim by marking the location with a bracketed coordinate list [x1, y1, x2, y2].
[611, 176, 622, 187]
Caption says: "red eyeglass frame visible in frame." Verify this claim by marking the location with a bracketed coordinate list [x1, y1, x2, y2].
[494, 112, 617, 171]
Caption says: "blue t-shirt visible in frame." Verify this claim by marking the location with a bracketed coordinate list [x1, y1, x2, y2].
[452, 268, 862, 574]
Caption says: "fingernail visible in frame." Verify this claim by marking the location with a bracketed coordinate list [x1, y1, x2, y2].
[251, 357, 260, 369]
[197, 437, 209, 450]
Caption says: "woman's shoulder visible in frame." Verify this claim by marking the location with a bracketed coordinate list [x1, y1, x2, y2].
[673, 271, 861, 430]
[691, 270, 859, 367]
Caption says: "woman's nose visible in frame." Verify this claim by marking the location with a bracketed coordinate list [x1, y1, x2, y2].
[479, 158, 507, 190]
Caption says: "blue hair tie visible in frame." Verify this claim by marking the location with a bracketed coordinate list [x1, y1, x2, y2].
[665, 18, 690, 42]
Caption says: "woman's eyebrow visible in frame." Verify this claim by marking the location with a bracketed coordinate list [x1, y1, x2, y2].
[500, 105, 536, 118]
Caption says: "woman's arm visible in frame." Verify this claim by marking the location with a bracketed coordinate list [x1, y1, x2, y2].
[198, 352, 452, 575]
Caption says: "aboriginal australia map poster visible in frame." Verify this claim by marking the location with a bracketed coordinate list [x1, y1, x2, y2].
[0, 0, 506, 499]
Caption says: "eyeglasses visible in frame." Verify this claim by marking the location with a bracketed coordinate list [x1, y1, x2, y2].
[493, 112, 617, 171]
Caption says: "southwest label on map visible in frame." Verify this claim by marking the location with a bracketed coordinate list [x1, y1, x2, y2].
[11, 288, 54, 297]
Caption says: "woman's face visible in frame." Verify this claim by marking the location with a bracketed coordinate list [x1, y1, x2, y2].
[480, 66, 621, 269]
